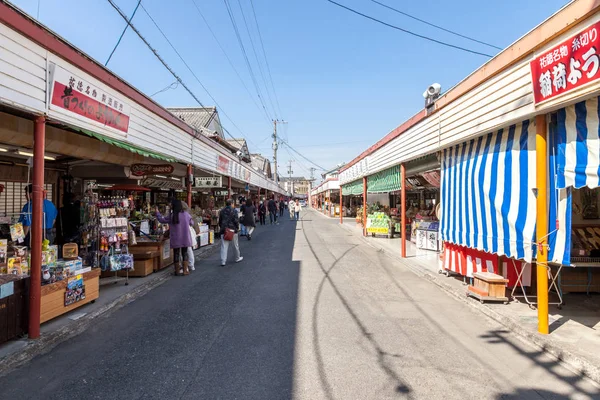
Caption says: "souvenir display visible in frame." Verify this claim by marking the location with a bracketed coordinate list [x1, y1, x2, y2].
[9, 223, 25, 243]
[64, 274, 86, 306]
[0, 239, 7, 274]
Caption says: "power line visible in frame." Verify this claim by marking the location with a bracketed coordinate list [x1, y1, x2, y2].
[249, 0, 283, 117]
[222, 0, 273, 121]
[150, 80, 179, 97]
[105, 0, 142, 66]
[280, 139, 327, 171]
[235, 0, 279, 119]
[325, 0, 494, 58]
[369, 0, 502, 50]
[190, 0, 271, 127]
[139, 3, 258, 148]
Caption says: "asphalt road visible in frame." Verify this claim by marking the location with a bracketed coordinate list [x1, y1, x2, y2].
[0, 208, 598, 400]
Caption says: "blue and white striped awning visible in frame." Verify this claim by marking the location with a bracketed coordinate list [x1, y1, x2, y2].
[549, 95, 600, 266]
[440, 120, 537, 262]
[555, 97, 600, 190]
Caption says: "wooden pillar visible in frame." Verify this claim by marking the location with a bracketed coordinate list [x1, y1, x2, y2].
[186, 164, 192, 206]
[362, 176, 367, 236]
[29, 116, 45, 339]
[401, 164, 407, 258]
[339, 187, 343, 224]
[535, 114, 549, 335]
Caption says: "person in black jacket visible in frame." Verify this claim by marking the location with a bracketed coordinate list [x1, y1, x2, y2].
[258, 201, 266, 225]
[241, 199, 256, 240]
[268, 197, 278, 225]
[218, 199, 243, 266]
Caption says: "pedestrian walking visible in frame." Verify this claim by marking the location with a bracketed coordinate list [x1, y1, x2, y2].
[294, 200, 301, 221]
[156, 200, 195, 276]
[268, 197, 278, 224]
[182, 201, 200, 271]
[288, 199, 295, 219]
[258, 201, 266, 225]
[242, 199, 256, 240]
[279, 199, 286, 217]
[219, 199, 243, 266]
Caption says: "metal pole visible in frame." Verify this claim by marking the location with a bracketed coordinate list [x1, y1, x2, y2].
[535, 114, 549, 335]
[29, 116, 45, 339]
[339, 187, 343, 224]
[401, 164, 407, 258]
[228, 176, 232, 200]
[362, 177, 367, 236]
[186, 164, 192, 207]
[273, 120, 278, 183]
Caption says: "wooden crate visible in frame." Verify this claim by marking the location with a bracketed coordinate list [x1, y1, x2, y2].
[467, 272, 509, 304]
[131, 240, 173, 271]
[0, 277, 29, 344]
[40, 269, 100, 324]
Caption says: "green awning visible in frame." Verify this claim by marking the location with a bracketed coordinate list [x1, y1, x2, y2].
[342, 179, 363, 196]
[367, 165, 400, 193]
[79, 129, 176, 162]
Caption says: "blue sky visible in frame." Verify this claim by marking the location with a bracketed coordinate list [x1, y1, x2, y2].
[12, 0, 569, 178]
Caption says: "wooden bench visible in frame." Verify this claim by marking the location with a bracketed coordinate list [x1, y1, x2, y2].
[467, 272, 509, 304]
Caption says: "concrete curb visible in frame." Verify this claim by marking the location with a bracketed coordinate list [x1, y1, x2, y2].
[0, 243, 220, 377]
[335, 219, 600, 386]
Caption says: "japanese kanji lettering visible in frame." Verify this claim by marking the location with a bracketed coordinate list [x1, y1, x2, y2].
[92, 89, 97, 98]
[68, 77, 75, 88]
[108, 98, 112, 106]
[581, 31, 590, 46]
[573, 37, 582, 51]
[85, 86, 90, 95]
[552, 63, 567, 91]
[77, 81, 83, 91]
[560, 45, 568, 58]
[102, 94, 107, 103]
[539, 71, 552, 98]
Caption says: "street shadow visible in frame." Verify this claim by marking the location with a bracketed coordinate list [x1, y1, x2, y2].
[0, 214, 302, 400]
[479, 329, 599, 399]
[301, 217, 413, 399]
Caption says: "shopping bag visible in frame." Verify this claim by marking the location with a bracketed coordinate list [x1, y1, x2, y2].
[223, 228, 234, 241]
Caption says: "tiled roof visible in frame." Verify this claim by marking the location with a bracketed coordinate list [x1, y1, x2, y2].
[167, 107, 219, 136]
[225, 138, 247, 151]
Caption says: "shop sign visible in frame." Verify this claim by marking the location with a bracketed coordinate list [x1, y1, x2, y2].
[217, 155, 230, 173]
[50, 65, 131, 134]
[214, 190, 229, 196]
[244, 168, 251, 182]
[421, 170, 441, 187]
[194, 177, 222, 188]
[530, 21, 600, 104]
[141, 178, 183, 189]
[130, 164, 175, 177]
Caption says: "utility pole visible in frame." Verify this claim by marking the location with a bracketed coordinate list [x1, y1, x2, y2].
[287, 159, 294, 195]
[272, 120, 278, 184]
[272, 119, 287, 185]
[309, 167, 316, 181]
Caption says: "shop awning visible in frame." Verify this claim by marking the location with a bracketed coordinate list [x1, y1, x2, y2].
[440, 120, 537, 263]
[342, 179, 363, 196]
[555, 97, 600, 190]
[367, 165, 400, 193]
[78, 129, 176, 163]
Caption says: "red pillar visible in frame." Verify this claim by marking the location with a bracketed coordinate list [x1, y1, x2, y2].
[228, 176, 232, 200]
[186, 164, 192, 206]
[362, 177, 367, 236]
[339, 188, 343, 224]
[400, 164, 406, 258]
[29, 116, 45, 339]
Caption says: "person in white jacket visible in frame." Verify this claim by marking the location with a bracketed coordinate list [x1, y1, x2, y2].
[288, 199, 295, 219]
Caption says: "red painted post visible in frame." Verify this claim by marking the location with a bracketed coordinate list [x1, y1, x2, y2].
[339, 188, 343, 224]
[186, 164, 192, 206]
[362, 177, 367, 236]
[29, 116, 45, 339]
[400, 164, 406, 258]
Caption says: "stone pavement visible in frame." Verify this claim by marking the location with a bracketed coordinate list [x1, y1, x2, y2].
[0, 208, 598, 399]
[333, 210, 600, 385]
